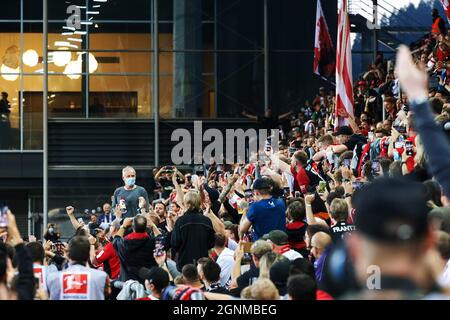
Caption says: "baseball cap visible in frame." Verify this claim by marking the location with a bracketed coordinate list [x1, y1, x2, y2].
[223, 220, 234, 229]
[262, 230, 289, 245]
[139, 267, 170, 290]
[252, 177, 273, 191]
[250, 240, 272, 258]
[333, 126, 354, 136]
[353, 178, 430, 243]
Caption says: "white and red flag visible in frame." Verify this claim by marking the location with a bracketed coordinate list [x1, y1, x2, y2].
[335, 0, 354, 128]
[313, 0, 335, 80]
[441, 1, 450, 22]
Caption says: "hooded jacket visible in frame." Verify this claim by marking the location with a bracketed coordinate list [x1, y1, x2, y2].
[113, 231, 157, 283]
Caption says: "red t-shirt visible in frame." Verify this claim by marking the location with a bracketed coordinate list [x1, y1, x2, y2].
[95, 242, 121, 280]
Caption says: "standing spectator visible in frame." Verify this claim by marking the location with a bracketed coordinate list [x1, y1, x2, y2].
[229, 240, 272, 297]
[213, 233, 235, 287]
[26, 241, 58, 293]
[310, 231, 332, 285]
[181, 264, 205, 290]
[138, 267, 170, 300]
[88, 214, 100, 236]
[113, 215, 159, 283]
[287, 274, 317, 300]
[348, 178, 438, 299]
[286, 200, 308, 257]
[263, 230, 303, 261]
[46, 236, 110, 300]
[112, 166, 150, 218]
[89, 228, 121, 281]
[431, 8, 446, 37]
[98, 203, 115, 228]
[153, 200, 168, 232]
[0, 210, 34, 300]
[329, 198, 356, 242]
[171, 191, 215, 271]
[202, 260, 230, 294]
[239, 178, 286, 240]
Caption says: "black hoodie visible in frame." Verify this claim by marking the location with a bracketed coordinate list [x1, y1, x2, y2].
[113, 231, 156, 283]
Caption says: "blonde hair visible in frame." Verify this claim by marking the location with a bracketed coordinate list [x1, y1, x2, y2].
[249, 279, 280, 300]
[329, 198, 349, 221]
[184, 190, 201, 211]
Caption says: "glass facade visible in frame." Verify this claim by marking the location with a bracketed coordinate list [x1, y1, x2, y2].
[0, 0, 335, 151]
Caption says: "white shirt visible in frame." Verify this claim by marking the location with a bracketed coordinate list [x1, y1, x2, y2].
[227, 238, 238, 251]
[282, 249, 303, 261]
[216, 247, 235, 287]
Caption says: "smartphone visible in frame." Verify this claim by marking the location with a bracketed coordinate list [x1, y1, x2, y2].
[318, 181, 327, 194]
[283, 187, 291, 197]
[368, 131, 374, 141]
[404, 140, 414, 156]
[244, 189, 253, 198]
[295, 191, 301, 198]
[0, 204, 9, 228]
[153, 238, 165, 257]
[77, 218, 84, 225]
[372, 160, 381, 174]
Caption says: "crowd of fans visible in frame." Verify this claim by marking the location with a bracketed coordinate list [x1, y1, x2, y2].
[1, 15, 450, 300]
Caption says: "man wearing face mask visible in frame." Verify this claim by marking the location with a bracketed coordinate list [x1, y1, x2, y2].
[112, 166, 150, 218]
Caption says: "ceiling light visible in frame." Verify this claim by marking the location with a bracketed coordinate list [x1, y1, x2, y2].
[22, 49, 39, 67]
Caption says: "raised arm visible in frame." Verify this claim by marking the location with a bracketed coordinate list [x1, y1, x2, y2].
[66, 206, 82, 230]
[396, 45, 450, 197]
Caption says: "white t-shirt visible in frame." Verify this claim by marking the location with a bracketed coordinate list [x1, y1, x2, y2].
[227, 238, 239, 251]
[216, 247, 235, 287]
[282, 249, 303, 261]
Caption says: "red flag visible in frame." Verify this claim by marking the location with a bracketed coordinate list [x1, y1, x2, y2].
[335, 0, 354, 128]
[314, 0, 335, 80]
[441, 0, 450, 22]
